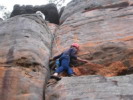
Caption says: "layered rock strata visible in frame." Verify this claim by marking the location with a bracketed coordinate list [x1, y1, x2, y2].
[0, 14, 53, 100]
[46, 0, 133, 99]
[53, 0, 133, 76]
[46, 75, 133, 100]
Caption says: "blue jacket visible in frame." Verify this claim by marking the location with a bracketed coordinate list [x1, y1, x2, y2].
[53, 47, 78, 60]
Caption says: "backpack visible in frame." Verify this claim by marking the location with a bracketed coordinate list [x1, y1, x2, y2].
[56, 59, 60, 68]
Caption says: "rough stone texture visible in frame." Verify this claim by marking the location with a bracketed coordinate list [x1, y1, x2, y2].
[47, 22, 58, 35]
[46, 75, 133, 100]
[1, 0, 133, 99]
[0, 14, 52, 100]
[10, 3, 59, 24]
[53, 0, 133, 76]
[46, 0, 133, 99]
[59, 6, 65, 19]
[72, 61, 128, 77]
[60, 0, 133, 24]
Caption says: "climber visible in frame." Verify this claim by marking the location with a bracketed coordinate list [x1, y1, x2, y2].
[36, 11, 45, 20]
[50, 43, 88, 78]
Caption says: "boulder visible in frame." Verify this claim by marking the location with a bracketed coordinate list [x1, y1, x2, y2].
[10, 3, 59, 24]
[0, 14, 53, 100]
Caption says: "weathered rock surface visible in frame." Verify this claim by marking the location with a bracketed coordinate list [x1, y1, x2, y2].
[46, 0, 133, 99]
[47, 22, 58, 35]
[53, 0, 133, 76]
[60, 0, 133, 24]
[0, 14, 52, 100]
[10, 3, 59, 24]
[46, 75, 133, 100]
[59, 6, 65, 19]
[1, 0, 133, 99]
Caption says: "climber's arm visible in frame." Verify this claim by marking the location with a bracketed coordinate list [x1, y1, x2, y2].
[77, 57, 88, 63]
[50, 53, 63, 61]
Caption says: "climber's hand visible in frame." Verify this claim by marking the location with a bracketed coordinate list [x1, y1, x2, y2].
[81, 59, 88, 63]
[49, 58, 53, 61]
[77, 57, 88, 63]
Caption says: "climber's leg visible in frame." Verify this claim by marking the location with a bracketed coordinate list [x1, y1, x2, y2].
[67, 67, 74, 76]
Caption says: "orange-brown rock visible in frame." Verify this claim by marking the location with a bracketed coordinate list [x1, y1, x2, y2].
[46, 0, 133, 99]
[98, 61, 128, 77]
[61, 61, 128, 77]
[0, 14, 52, 100]
[53, 0, 133, 76]
[1, 0, 133, 99]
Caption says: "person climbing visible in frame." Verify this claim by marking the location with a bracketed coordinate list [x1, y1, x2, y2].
[50, 43, 88, 79]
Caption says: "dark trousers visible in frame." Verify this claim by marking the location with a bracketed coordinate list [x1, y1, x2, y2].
[55, 55, 73, 75]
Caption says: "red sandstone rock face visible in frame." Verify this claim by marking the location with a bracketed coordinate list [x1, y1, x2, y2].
[0, 14, 52, 100]
[1, 0, 133, 99]
[53, 0, 133, 77]
[47, 0, 133, 99]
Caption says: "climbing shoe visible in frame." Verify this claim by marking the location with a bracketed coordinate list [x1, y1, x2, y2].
[69, 74, 76, 77]
[50, 75, 61, 81]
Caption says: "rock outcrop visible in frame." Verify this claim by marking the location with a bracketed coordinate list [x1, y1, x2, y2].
[60, 0, 133, 24]
[46, 0, 133, 99]
[46, 75, 133, 100]
[1, 0, 133, 100]
[10, 3, 59, 24]
[59, 6, 65, 19]
[0, 14, 53, 100]
[53, 0, 133, 76]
